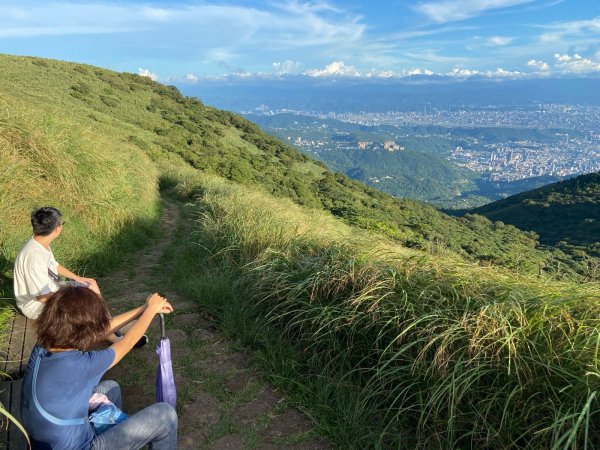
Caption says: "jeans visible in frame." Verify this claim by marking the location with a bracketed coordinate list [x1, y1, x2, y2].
[91, 380, 178, 450]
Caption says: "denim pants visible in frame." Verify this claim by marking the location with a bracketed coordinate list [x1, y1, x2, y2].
[91, 380, 178, 450]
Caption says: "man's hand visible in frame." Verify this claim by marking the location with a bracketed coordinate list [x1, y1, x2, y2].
[74, 276, 100, 295]
[75, 275, 96, 285]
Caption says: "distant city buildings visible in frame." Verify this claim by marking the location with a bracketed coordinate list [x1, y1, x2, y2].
[384, 141, 404, 151]
[449, 136, 600, 181]
[252, 103, 600, 184]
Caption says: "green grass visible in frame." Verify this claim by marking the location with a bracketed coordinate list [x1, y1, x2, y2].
[163, 171, 600, 449]
[0, 100, 160, 296]
[0, 307, 15, 351]
[1, 53, 599, 449]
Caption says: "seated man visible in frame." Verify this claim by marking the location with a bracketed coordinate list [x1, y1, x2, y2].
[13, 206, 146, 346]
[13, 206, 99, 319]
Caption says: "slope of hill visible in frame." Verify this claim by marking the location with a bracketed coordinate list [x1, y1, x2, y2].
[162, 165, 600, 449]
[0, 54, 582, 279]
[474, 172, 600, 276]
[1, 54, 599, 449]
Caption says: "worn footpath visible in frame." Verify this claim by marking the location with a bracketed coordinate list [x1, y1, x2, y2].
[101, 199, 334, 450]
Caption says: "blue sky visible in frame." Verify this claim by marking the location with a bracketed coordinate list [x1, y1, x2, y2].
[0, 0, 599, 82]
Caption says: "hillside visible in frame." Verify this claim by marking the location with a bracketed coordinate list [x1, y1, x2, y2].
[1, 54, 599, 449]
[474, 172, 600, 276]
[0, 54, 588, 280]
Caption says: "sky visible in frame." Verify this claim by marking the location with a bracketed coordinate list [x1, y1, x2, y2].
[0, 0, 599, 82]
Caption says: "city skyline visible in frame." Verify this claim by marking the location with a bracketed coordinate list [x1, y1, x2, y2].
[0, 0, 599, 83]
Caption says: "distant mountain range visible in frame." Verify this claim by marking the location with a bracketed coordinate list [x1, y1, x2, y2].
[178, 76, 600, 113]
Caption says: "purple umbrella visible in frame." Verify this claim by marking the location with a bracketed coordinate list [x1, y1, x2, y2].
[156, 313, 177, 407]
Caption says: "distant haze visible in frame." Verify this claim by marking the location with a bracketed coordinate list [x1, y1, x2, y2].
[177, 76, 600, 112]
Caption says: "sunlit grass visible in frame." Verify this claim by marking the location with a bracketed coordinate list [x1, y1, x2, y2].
[0, 53, 598, 449]
[0, 91, 160, 296]
[170, 172, 600, 449]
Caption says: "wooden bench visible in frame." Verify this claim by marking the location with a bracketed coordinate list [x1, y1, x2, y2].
[0, 313, 37, 450]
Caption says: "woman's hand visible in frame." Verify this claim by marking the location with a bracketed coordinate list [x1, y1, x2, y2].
[146, 293, 174, 314]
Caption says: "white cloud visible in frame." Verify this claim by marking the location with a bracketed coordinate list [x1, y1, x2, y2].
[446, 67, 524, 78]
[138, 68, 159, 80]
[489, 67, 524, 77]
[272, 60, 302, 75]
[185, 73, 198, 83]
[404, 68, 435, 76]
[0, 1, 365, 50]
[292, 61, 436, 79]
[538, 16, 600, 44]
[304, 61, 360, 77]
[553, 52, 600, 73]
[415, 0, 534, 24]
[554, 53, 573, 63]
[446, 68, 482, 77]
[486, 36, 514, 46]
[0, 3, 144, 38]
[527, 59, 549, 71]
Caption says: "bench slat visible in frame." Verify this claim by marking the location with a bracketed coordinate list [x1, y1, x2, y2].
[0, 380, 11, 448]
[0, 314, 17, 376]
[20, 319, 36, 376]
[8, 379, 27, 450]
[5, 316, 27, 379]
[1, 312, 35, 449]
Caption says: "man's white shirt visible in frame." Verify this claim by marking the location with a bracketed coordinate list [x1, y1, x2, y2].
[13, 238, 60, 319]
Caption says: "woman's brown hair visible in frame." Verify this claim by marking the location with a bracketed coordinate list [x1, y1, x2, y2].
[37, 286, 111, 351]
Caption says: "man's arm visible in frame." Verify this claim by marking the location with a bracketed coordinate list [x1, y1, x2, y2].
[57, 263, 89, 282]
[56, 264, 100, 295]
[36, 293, 53, 303]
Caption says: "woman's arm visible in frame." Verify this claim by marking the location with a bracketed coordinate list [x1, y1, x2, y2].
[109, 293, 173, 368]
[107, 306, 146, 334]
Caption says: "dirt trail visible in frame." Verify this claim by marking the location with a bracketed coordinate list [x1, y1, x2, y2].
[101, 199, 333, 450]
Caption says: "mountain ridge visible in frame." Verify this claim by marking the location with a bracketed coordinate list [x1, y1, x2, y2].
[473, 172, 600, 270]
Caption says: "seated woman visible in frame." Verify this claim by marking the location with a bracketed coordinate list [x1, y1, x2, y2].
[21, 285, 177, 450]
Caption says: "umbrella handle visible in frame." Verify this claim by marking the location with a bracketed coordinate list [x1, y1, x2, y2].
[159, 313, 166, 339]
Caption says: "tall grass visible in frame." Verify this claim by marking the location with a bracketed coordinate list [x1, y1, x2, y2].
[173, 174, 600, 449]
[0, 97, 160, 297]
[1, 53, 597, 448]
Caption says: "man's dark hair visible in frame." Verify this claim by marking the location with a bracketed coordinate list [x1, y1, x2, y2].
[31, 206, 62, 236]
[37, 286, 111, 351]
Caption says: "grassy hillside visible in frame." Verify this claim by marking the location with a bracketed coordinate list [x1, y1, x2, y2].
[474, 172, 600, 277]
[0, 89, 159, 298]
[161, 166, 600, 449]
[0, 54, 599, 449]
[0, 54, 587, 280]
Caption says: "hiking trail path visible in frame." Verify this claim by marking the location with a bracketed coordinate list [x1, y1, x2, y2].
[102, 198, 334, 450]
